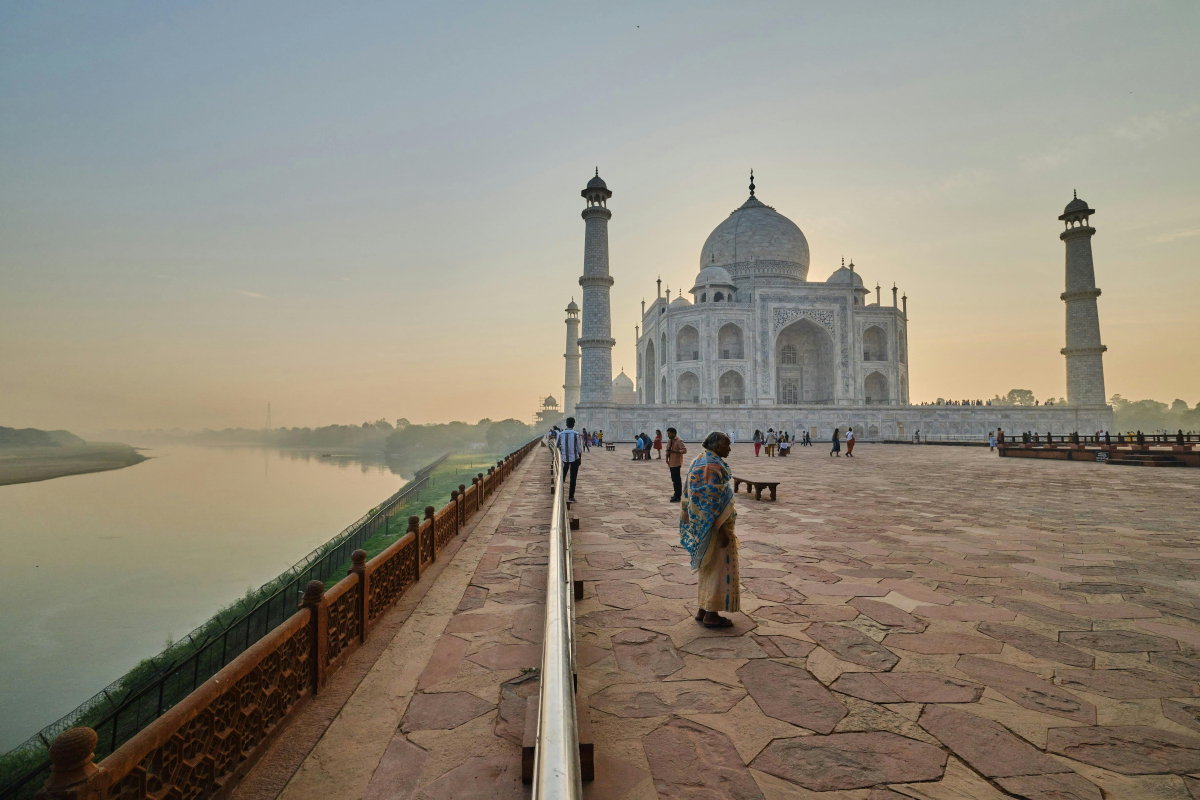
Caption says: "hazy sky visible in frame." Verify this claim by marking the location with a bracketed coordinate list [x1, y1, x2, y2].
[2, 2, 1198, 434]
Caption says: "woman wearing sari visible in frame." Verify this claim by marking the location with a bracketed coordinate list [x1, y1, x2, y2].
[679, 432, 740, 627]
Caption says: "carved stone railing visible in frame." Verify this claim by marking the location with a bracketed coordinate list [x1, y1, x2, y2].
[32, 439, 541, 800]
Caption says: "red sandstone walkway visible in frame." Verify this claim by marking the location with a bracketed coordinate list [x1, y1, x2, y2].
[569, 442, 1200, 800]
[241, 441, 1200, 800]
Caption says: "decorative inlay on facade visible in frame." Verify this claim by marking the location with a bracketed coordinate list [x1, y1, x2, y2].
[772, 307, 835, 336]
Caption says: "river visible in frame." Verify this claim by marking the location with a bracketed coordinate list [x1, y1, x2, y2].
[0, 444, 408, 751]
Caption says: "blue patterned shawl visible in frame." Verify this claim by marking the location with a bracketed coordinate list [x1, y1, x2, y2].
[679, 449, 736, 571]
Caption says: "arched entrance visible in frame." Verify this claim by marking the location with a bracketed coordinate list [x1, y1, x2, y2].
[678, 372, 700, 404]
[644, 340, 656, 403]
[775, 319, 834, 403]
[865, 372, 889, 405]
[718, 371, 745, 405]
[676, 325, 699, 361]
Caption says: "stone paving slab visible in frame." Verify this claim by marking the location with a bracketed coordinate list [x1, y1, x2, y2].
[569, 442, 1200, 799]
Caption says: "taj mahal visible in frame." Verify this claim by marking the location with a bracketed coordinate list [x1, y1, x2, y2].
[562, 170, 1113, 442]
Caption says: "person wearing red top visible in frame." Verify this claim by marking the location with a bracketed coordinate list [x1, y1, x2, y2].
[653, 430, 663, 459]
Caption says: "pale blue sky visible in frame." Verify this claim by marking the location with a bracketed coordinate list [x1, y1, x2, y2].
[2, 2, 1198, 431]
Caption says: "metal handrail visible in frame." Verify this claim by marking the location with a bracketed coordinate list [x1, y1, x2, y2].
[531, 435, 581, 799]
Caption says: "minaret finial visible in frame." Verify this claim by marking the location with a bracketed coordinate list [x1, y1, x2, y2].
[595, 166, 599, 177]
[1074, 188, 1077, 199]
[749, 169, 755, 197]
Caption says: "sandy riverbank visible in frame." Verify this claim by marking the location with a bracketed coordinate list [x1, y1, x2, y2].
[0, 444, 149, 486]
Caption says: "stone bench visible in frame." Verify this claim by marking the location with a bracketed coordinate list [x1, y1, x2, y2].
[604, 443, 615, 451]
[732, 476, 779, 501]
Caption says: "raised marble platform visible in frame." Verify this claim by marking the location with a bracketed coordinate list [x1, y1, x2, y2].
[574, 401, 1113, 442]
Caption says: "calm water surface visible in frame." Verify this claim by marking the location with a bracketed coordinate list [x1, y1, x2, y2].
[0, 445, 406, 750]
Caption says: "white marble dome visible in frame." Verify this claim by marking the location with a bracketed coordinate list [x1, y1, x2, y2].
[670, 295, 692, 307]
[693, 265, 734, 286]
[699, 195, 810, 282]
[612, 371, 633, 389]
[826, 264, 864, 287]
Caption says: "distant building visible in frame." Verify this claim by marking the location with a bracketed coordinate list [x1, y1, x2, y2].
[568, 170, 1112, 441]
[611, 370, 636, 405]
[534, 395, 561, 426]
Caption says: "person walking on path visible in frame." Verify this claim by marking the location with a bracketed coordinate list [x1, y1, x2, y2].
[764, 428, 778, 457]
[845, 427, 855, 457]
[830, 427, 841, 457]
[679, 432, 739, 627]
[557, 417, 583, 503]
[753, 429, 762, 457]
[581, 427, 591, 453]
[666, 427, 688, 503]
[653, 429, 663, 459]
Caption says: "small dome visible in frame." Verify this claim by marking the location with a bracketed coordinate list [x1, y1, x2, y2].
[670, 296, 692, 308]
[826, 265, 864, 287]
[544, 395, 557, 407]
[1059, 191, 1095, 221]
[612, 371, 634, 389]
[587, 173, 607, 189]
[566, 299, 579, 311]
[1063, 196, 1088, 214]
[694, 265, 734, 286]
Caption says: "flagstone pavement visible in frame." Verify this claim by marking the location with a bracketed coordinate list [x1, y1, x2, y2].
[255, 441, 1200, 800]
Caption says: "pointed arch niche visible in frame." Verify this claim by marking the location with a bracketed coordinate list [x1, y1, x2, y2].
[775, 319, 834, 403]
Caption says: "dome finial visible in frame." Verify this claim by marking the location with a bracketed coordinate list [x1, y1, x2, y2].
[595, 166, 599, 177]
[1074, 188, 1077, 199]
[841, 256, 845, 268]
[749, 169, 755, 197]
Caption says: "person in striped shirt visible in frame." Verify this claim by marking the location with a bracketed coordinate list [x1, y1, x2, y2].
[557, 417, 583, 503]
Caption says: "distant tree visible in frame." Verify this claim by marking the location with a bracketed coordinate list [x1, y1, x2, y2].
[395, 418, 410, 430]
[486, 419, 532, 451]
[1171, 399, 1189, 413]
[1003, 389, 1037, 406]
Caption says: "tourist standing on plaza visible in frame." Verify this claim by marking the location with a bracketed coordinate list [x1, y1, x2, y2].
[666, 427, 688, 503]
[989, 430, 996, 451]
[557, 417, 583, 503]
[765, 428, 778, 457]
[753, 429, 762, 457]
[830, 428, 841, 457]
[654, 429, 663, 459]
[581, 427, 590, 452]
[845, 427, 855, 457]
[680, 432, 739, 627]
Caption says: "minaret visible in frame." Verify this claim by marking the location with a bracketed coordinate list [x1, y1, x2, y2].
[1058, 192, 1107, 406]
[563, 299, 581, 417]
[578, 169, 615, 403]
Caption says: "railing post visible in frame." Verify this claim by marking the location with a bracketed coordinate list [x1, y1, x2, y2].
[450, 490, 460, 536]
[408, 516, 421, 579]
[37, 728, 99, 800]
[349, 549, 367, 642]
[458, 484, 467, 527]
[301, 580, 328, 695]
[425, 506, 436, 562]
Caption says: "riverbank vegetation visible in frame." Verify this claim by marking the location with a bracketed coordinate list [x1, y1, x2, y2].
[104, 417, 545, 464]
[1111, 395, 1200, 433]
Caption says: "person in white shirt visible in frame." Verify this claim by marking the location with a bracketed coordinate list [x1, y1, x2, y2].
[845, 427, 855, 457]
[764, 428, 778, 457]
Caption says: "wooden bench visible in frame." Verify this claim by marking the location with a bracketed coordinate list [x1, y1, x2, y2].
[604, 443, 615, 451]
[732, 476, 779, 501]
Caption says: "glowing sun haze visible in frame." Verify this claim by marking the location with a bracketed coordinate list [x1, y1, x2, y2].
[2, 2, 1198, 433]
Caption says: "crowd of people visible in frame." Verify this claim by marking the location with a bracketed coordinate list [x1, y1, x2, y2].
[549, 421, 894, 629]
